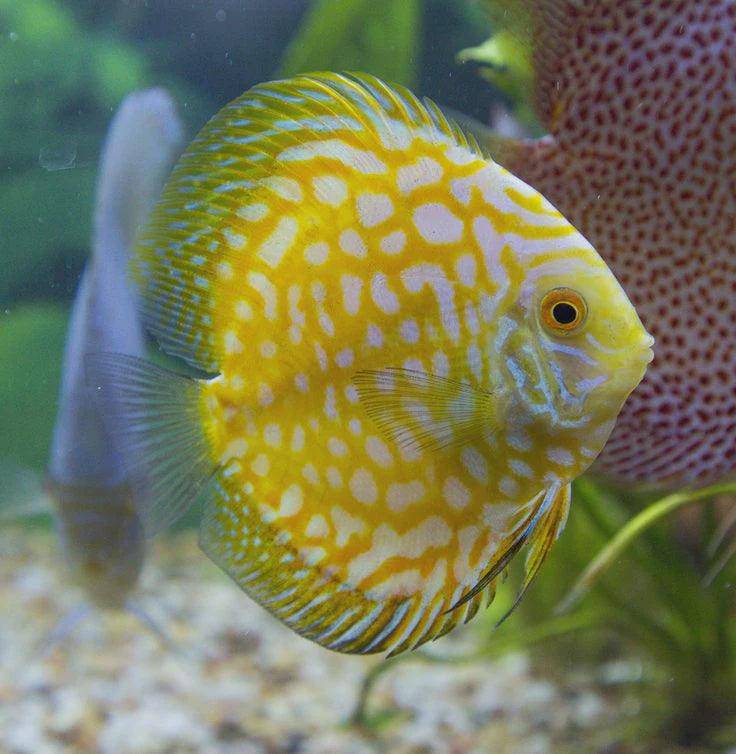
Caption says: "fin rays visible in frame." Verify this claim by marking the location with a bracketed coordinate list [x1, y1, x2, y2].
[353, 368, 498, 453]
[199, 471, 498, 656]
[86, 354, 214, 537]
[449, 483, 570, 614]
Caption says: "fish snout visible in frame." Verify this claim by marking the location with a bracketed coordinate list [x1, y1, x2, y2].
[639, 332, 655, 366]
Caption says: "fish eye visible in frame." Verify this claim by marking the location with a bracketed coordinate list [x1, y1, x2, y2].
[540, 288, 587, 335]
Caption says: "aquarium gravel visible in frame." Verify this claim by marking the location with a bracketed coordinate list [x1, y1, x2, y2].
[0, 527, 627, 754]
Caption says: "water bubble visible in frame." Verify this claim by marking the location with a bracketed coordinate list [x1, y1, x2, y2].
[39, 142, 77, 172]
[9, 31, 18, 42]
[190, 32, 196, 41]
[215, 9, 226, 22]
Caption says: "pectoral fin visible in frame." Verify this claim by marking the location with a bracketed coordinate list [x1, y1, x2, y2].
[86, 353, 215, 537]
[352, 368, 501, 453]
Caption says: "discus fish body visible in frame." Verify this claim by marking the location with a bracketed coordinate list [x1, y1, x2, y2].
[94, 72, 652, 654]
[478, 0, 736, 486]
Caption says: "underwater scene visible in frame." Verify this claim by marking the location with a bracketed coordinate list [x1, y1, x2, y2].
[2, 1, 736, 752]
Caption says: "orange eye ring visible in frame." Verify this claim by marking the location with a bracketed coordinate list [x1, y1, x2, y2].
[540, 288, 587, 335]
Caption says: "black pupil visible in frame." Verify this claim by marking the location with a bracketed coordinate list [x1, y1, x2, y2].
[552, 302, 578, 325]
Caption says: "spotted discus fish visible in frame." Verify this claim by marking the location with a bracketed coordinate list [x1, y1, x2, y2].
[93, 72, 652, 655]
[478, 0, 736, 487]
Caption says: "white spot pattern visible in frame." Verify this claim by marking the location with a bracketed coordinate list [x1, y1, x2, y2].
[413, 203, 464, 244]
[356, 192, 394, 228]
[312, 174, 348, 207]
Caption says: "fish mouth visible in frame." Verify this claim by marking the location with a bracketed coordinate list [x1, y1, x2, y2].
[639, 333, 655, 366]
[564, 333, 654, 422]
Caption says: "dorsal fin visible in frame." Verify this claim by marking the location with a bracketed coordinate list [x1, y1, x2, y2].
[133, 72, 485, 373]
[481, 0, 593, 130]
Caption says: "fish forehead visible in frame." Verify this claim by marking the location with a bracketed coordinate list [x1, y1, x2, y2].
[498, 0, 736, 484]
[198, 132, 609, 604]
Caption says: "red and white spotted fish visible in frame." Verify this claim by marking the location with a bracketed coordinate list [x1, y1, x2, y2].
[91, 72, 652, 655]
[48, 89, 183, 612]
[477, 0, 736, 487]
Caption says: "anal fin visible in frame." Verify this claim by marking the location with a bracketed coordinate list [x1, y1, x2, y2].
[495, 483, 571, 626]
[198, 469, 495, 656]
[449, 483, 569, 616]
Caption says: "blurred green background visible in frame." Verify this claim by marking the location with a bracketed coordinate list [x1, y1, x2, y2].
[0, 0, 496, 474]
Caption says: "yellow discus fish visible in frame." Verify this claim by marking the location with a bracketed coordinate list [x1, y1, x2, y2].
[92, 72, 653, 655]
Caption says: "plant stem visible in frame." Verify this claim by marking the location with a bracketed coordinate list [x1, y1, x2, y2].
[350, 612, 593, 727]
[557, 481, 736, 615]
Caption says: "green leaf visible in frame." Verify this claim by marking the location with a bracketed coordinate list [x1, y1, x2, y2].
[91, 39, 148, 107]
[557, 481, 736, 614]
[278, 0, 421, 88]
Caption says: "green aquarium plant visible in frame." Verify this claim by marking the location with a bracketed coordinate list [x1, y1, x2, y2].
[278, 0, 421, 88]
[457, 29, 540, 133]
[550, 480, 736, 748]
[0, 304, 69, 472]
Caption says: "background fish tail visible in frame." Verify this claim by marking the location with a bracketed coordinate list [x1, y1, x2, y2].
[93, 89, 184, 268]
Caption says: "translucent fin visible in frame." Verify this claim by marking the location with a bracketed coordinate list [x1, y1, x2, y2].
[199, 470, 497, 656]
[35, 604, 93, 659]
[448, 483, 562, 611]
[133, 72, 485, 372]
[125, 599, 182, 654]
[49, 90, 181, 488]
[496, 483, 571, 626]
[352, 368, 500, 452]
[85, 354, 214, 536]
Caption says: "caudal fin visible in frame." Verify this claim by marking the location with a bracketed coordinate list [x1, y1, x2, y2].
[86, 353, 215, 537]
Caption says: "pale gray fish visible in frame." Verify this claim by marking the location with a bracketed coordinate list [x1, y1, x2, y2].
[46, 88, 184, 616]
